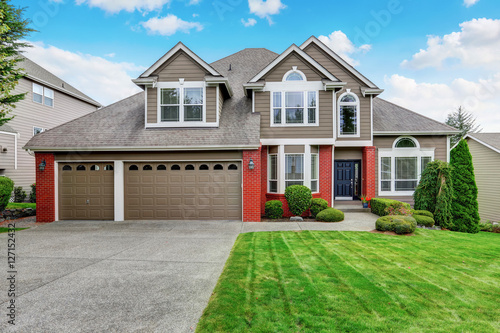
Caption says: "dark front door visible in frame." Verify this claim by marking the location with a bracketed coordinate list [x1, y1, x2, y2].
[334, 160, 361, 200]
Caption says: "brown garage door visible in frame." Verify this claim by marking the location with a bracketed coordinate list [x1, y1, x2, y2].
[59, 162, 114, 220]
[125, 162, 242, 220]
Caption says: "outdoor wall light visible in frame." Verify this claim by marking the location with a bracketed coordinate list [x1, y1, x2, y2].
[248, 158, 255, 170]
[39, 159, 46, 172]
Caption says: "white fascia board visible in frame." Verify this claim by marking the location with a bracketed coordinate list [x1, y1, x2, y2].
[205, 76, 233, 97]
[362, 88, 385, 97]
[323, 81, 347, 90]
[24, 145, 262, 152]
[462, 134, 500, 154]
[374, 131, 460, 135]
[260, 138, 334, 146]
[300, 36, 379, 89]
[335, 140, 373, 147]
[140, 42, 221, 78]
[248, 44, 339, 83]
[132, 77, 157, 88]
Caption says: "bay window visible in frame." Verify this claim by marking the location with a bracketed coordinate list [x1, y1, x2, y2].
[271, 91, 318, 126]
[285, 154, 304, 187]
[268, 154, 278, 193]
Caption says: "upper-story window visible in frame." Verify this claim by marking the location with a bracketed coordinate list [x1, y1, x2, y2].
[271, 91, 318, 126]
[338, 90, 360, 137]
[158, 82, 205, 123]
[33, 126, 46, 136]
[33, 83, 54, 107]
[282, 67, 306, 82]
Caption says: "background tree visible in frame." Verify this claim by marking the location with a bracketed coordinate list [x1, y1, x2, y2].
[450, 139, 480, 234]
[445, 106, 482, 146]
[414, 160, 454, 229]
[0, 0, 33, 127]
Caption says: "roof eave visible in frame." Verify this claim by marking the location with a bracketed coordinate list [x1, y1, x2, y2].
[205, 76, 233, 98]
[461, 134, 500, 154]
[374, 131, 460, 135]
[362, 88, 384, 97]
[23, 144, 262, 152]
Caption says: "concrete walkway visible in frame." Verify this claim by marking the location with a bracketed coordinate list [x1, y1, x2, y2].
[0, 213, 377, 333]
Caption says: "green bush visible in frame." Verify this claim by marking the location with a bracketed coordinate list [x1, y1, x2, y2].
[29, 183, 36, 203]
[310, 198, 328, 217]
[413, 215, 435, 227]
[450, 139, 480, 234]
[370, 198, 411, 217]
[376, 216, 417, 235]
[479, 222, 493, 232]
[493, 225, 500, 234]
[265, 200, 283, 219]
[284, 185, 312, 216]
[412, 210, 434, 218]
[316, 208, 344, 222]
[13, 186, 26, 203]
[385, 202, 412, 216]
[0, 177, 14, 211]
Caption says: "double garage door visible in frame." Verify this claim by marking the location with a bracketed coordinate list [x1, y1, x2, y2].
[59, 161, 242, 220]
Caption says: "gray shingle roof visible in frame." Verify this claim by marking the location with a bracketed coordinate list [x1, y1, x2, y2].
[468, 133, 500, 152]
[0, 124, 17, 134]
[18, 55, 101, 107]
[373, 98, 458, 134]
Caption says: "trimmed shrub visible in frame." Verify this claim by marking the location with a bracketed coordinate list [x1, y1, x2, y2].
[385, 202, 412, 216]
[0, 177, 14, 211]
[413, 215, 435, 227]
[412, 210, 434, 219]
[316, 208, 344, 222]
[376, 216, 417, 235]
[13, 186, 26, 203]
[284, 185, 312, 216]
[493, 225, 500, 234]
[450, 139, 480, 234]
[370, 198, 411, 217]
[265, 200, 283, 219]
[29, 183, 36, 203]
[310, 198, 328, 218]
[479, 222, 493, 232]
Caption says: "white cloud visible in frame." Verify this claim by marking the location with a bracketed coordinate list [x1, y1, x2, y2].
[104, 52, 116, 58]
[241, 18, 257, 27]
[189, 0, 201, 4]
[141, 15, 203, 36]
[248, 0, 286, 24]
[384, 74, 500, 132]
[318, 31, 371, 66]
[22, 41, 144, 106]
[402, 18, 500, 70]
[464, 0, 480, 7]
[75, 0, 172, 13]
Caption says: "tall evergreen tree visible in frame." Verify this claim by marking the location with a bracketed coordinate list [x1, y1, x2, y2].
[445, 106, 481, 146]
[450, 139, 480, 233]
[0, 0, 34, 126]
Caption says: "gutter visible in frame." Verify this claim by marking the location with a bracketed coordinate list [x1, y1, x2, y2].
[23, 144, 262, 152]
[374, 131, 460, 135]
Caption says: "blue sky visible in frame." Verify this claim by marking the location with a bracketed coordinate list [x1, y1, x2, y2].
[13, 0, 500, 131]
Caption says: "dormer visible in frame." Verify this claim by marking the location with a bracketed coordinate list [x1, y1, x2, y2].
[133, 42, 232, 128]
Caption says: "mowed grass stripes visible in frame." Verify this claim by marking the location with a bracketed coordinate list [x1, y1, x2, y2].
[196, 230, 500, 332]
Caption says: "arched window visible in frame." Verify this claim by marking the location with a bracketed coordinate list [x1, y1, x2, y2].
[76, 165, 86, 171]
[104, 165, 113, 171]
[199, 164, 209, 170]
[157, 164, 167, 170]
[214, 164, 224, 170]
[228, 164, 238, 170]
[62, 165, 72, 171]
[185, 164, 195, 170]
[171, 164, 181, 170]
[90, 165, 100, 171]
[143, 165, 153, 171]
[338, 91, 359, 136]
[283, 67, 306, 82]
[129, 165, 138, 171]
[395, 137, 418, 148]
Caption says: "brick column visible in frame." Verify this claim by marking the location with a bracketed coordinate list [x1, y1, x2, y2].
[35, 153, 55, 223]
[260, 146, 268, 217]
[319, 145, 333, 206]
[243, 147, 261, 222]
[362, 146, 376, 199]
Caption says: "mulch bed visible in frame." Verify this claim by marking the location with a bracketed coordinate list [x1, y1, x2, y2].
[0, 216, 41, 229]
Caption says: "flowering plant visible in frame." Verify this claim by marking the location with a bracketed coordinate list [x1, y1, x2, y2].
[360, 196, 371, 204]
[385, 203, 412, 216]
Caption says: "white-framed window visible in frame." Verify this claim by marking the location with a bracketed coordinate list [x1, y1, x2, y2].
[338, 90, 360, 137]
[268, 154, 278, 193]
[310, 153, 319, 192]
[378, 136, 434, 196]
[271, 91, 318, 126]
[282, 67, 306, 82]
[33, 83, 54, 107]
[157, 81, 205, 124]
[33, 126, 46, 136]
[285, 154, 304, 188]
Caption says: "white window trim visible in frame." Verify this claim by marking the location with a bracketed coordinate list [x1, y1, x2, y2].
[32, 83, 54, 108]
[268, 152, 278, 193]
[156, 81, 207, 127]
[378, 137, 435, 196]
[310, 151, 319, 193]
[337, 90, 360, 138]
[285, 153, 305, 188]
[270, 90, 319, 127]
[282, 67, 307, 82]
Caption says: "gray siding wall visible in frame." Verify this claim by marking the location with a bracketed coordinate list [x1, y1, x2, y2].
[374, 135, 448, 204]
[3, 77, 97, 190]
[0, 134, 15, 170]
[334, 148, 362, 160]
[304, 43, 371, 141]
[152, 50, 208, 81]
[467, 138, 500, 222]
[206, 87, 217, 122]
[146, 87, 157, 123]
[262, 53, 323, 82]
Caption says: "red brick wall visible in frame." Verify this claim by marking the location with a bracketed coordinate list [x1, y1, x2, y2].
[243, 148, 261, 222]
[35, 153, 55, 223]
[319, 145, 333, 206]
[260, 146, 268, 216]
[362, 146, 376, 199]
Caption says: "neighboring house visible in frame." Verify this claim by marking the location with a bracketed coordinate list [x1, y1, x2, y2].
[462, 133, 500, 223]
[25, 37, 458, 223]
[0, 55, 101, 195]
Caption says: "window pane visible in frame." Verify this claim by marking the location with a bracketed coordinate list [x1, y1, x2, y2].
[341, 94, 356, 103]
[184, 105, 203, 121]
[396, 138, 417, 148]
[286, 108, 304, 123]
[340, 105, 357, 135]
[395, 180, 418, 191]
[269, 155, 277, 180]
[311, 154, 318, 179]
[381, 181, 391, 192]
[33, 127, 43, 135]
[381, 157, 391, 180]
[161, 106, 179, 121]
[184, 87, 203, 105]
[285, 154, 304, 180]
[308, 108, 315, 123]
[273, 108, 281, 124]
[33, 83, 43, 95]
[44, 88, 54, 99]
[44, 97, 53, 107]
[286, 72, 303, 81]
[307, 91, 316, 107]
[286, 181, 304, 188]
[33, 93, 42, 103]
[269, 180, 278, 193]
[285, 92, 303, 108]
[421, 156, 432, 172]
[161, 88, 179, 105]
[273, 92, 282, 108]
[311, 180, 318, 192]
[395, 157, 417, 180]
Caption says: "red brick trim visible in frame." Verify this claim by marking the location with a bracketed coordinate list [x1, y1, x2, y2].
[362, 146, 376, 199]
[260, 146, 268, 216]
[35, 153, 55, 223]
[319, 145, 333, 206]
[243, 147, 261, 222]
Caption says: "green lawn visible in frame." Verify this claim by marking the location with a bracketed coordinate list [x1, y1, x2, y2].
[6, 203, 36, 209]
[197, 230, 500, 332]
[0, 228, 27, 233]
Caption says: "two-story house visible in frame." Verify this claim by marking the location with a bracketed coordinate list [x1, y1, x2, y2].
[25, 37, 458, 222]
[0, 55, 101, 195]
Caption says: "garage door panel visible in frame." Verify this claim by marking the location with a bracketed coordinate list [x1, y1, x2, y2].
[198, 197, 210, 206]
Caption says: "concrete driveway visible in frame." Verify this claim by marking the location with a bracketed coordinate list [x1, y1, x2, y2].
[0, 215, 376, 332]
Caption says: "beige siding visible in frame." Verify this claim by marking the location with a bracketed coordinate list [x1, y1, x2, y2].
[256, 90, 334, 139]
[206, 86, 217, 122]
[4, 78, 97, 190]
[218, 87, 223, 118]
[263, 53, 323, 82]
[467, 138, 500, 222]
[0, 134, 15, 170]
[146, 87, 157, 123]
[374, 135, 448, 203]
[153, 50, 208, 82]
[54, 150, 243, 162]
[334, 148, 362, 160]
[304, 43, 371, 141]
